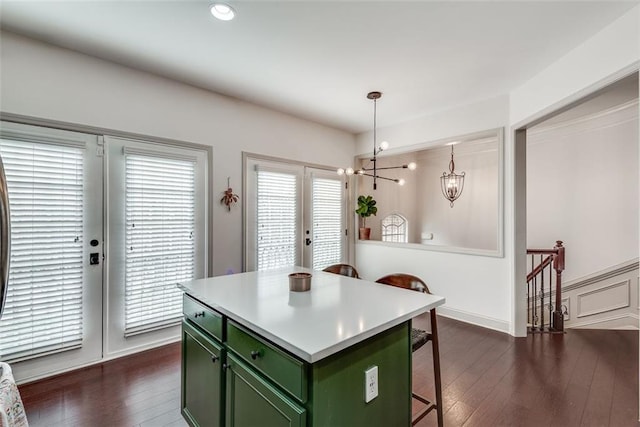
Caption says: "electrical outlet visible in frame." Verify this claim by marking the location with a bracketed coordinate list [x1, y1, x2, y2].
[364, 366, 378, 403]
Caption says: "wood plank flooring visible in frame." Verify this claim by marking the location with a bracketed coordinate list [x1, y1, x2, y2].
[18, 316, 638, 427]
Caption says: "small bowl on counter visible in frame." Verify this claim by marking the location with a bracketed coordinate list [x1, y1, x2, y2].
[288, 272, 312, 292]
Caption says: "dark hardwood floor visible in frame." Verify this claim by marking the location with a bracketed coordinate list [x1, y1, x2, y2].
[18, 316, 638, 427]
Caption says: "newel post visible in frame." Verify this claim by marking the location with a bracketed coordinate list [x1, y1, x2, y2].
[552, 240, 565, 331]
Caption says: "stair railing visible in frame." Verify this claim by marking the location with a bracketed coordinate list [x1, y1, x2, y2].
[526, 240, 565, 333]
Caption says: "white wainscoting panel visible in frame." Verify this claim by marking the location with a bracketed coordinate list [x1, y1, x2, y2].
[576, 280, 630, 318]
[559, 260, 639, 330]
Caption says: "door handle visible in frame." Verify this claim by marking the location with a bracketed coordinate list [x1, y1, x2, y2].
[305, 238, 312, 246]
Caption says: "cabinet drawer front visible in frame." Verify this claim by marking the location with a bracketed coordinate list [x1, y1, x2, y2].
[226, 354, 306, 427]
[227, 321, 307, 402]
[183, 294, 223, 341]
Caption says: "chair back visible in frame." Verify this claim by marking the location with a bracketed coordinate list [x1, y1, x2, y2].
[375, 273, 431, 294]
[322, 263, 360, 279]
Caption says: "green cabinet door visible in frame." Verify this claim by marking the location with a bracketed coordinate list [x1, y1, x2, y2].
[182, 320, 224, 427]
[226, 354, 306, 427]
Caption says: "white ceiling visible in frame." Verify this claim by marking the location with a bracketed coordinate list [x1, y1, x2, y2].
[0, 1, 636, 134]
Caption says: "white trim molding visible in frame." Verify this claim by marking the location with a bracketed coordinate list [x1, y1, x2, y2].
[569, 313, 639, 330]
[437, 306, 510, 334]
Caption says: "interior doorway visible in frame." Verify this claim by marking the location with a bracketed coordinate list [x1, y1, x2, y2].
[513, 71, 639, 337]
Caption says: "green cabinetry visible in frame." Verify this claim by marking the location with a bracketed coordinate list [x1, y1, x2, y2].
[181, 319, 224, 427]
[181, 294, 411, 427]
[226, 353, 306, 427]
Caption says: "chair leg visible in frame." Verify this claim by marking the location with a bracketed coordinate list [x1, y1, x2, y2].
[430, 309, 444, 427]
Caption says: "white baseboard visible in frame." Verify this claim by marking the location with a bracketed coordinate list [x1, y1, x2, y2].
[103, 335, 181, 361]
[17, 336, 181, 385]
[437, 306, 510, 334]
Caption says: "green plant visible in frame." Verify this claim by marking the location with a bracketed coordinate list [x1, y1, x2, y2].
[355, 195, 377, 228]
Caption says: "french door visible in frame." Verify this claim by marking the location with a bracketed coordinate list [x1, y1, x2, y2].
[245, 156, 347, 271]
[0, 122, 103, 379]
[0, 123, 209, 382]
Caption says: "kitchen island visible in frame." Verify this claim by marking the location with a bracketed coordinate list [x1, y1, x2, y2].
[178, 267, 445, 427]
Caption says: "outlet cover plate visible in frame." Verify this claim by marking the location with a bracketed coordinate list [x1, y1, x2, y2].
[364, 366, 378, 403]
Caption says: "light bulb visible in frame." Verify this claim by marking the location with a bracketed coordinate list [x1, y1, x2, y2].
[407, 162, 417, 171]
[337, 168, 345, 175]
[379, 141, 389, 151]
[345, 167, 354, 176]
[357, 170, 364, 175]
[210, 3, 235, 21]
[398, 178, 406, 186]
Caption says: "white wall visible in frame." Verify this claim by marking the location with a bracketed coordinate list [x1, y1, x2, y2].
[355, 95, 512, 332]
[527, 102, 639, 282]
[0, 31, 356, 277]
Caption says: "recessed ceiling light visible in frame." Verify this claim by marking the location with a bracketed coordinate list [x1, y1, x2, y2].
[210, 3, 235, 21]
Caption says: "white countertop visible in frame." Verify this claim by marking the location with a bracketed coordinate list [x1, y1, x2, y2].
[178, 267, 445, 363]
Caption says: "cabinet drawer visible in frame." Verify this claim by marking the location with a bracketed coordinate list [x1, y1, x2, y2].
[227, 321, 307, 403]
[183, 294, 223, 341]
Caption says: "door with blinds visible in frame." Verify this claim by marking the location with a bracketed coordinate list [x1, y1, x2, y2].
[303, 168, 346, 269]
[105, 136, 208, 356]
[245, 157, 347, 272]
[0, 122, 103, 379]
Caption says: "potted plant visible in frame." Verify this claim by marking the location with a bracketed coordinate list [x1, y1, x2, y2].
[356, 195, 377, 240]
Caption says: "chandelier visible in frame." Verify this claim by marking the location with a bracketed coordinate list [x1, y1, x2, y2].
[338, 91, 416, 190]
[440, 144, 465, 207]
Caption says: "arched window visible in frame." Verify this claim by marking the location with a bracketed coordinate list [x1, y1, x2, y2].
[381, 213, 408, 243]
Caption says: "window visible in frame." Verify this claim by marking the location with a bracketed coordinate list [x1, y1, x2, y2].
[256, 169, 298, 271]
[105, 136, 208, 356]
[381, 213, 408, 243]
[124, 152, 196, 336]
[311, 176, 343, 270]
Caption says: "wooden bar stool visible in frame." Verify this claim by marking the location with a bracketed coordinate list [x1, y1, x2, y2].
[375, 273, 443, 427]
[322, 263, 360, 279]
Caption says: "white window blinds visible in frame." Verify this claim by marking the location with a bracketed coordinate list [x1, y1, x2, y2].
[311, 177, 343, 270]
[256, 170, 298, 271]
[0, 139, 85, 361]
[124, 153, 195, 336]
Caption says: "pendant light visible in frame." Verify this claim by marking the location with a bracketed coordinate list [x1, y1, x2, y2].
[440, 144, 465, 207]
[338, 91, 416, 190]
